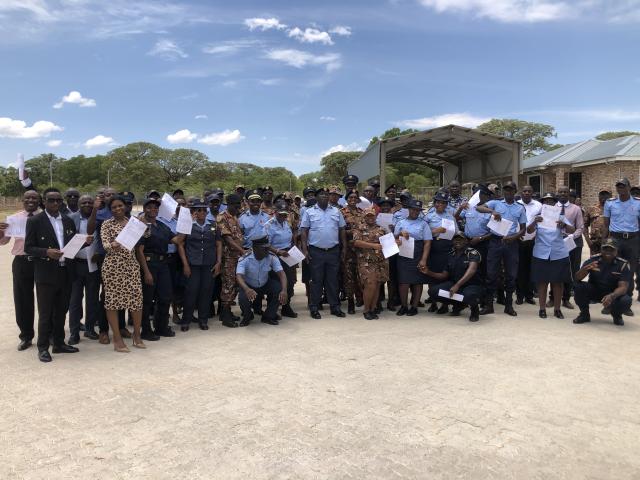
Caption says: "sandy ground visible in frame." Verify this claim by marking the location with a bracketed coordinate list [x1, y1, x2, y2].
[1, 250, 640, 480]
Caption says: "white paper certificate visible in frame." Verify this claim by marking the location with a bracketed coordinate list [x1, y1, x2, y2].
[6, 214, 27, 238]
[439, 218, 456, 240]
[281, 246, 305, 267]
[438, 289, 464, 302]
[540, 204, 561, 231]
[468, 191, 480, 208]
[376, 213, 394, 233]
[176, 206, 193, 234]
[564, 235, 576, 252]
[488, 216, 513, 236]
[115, 217, 147, 251]
[62, 234, 89, 259]
[379, 232, 399, 258]
[17, 153, 25, 181]
[158, 193, 178, 221]
[398, 236, 415, 258]
[86, 240, 98, 273]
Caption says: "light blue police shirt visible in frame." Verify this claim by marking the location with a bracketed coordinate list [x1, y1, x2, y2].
[236, 252, 283, 288]
[300, 204, 346, 248]
[425, 210, 458, 238]
[532, 216, 571, 260]
[394, 218, 433, 241]
[239, 210, 271, 247]
[603, 197, 640, 233]
[461, 207, 491, 238]
[486, 199, 527, 236]
[266, 217, 293, 250]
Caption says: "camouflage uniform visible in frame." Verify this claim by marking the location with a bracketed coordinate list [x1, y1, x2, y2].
[352, 224, 390, 285]
[585, 203, 606, 254]
[216, 210, 244, 306]
[341, 206, 365, 301]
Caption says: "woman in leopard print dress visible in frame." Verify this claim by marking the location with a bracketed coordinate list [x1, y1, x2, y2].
[100, 195, 145, 352]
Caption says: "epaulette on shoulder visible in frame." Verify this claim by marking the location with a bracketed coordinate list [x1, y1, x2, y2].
[239, 251, 252, 260]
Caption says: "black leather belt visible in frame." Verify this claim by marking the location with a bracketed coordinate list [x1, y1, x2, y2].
[611, 232, 638, 239]
[309, 245, 339, 252]
[15, 255, 34, 262]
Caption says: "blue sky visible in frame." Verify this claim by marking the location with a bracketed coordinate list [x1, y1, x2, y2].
[1, 0, 639, 175]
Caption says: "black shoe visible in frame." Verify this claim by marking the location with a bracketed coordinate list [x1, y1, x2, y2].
[525, 297, 536, 305]
[180, 325, 189, 332]
[310, 310, 321, 319]
[386, 303, 397, 312]
[157, 328, 176, 337]
[239, 317, 252, 327]
[436, 304, 449, 315]
[261, 317, 279, 325]
[562, 300, 574, 310]
[427, 302, 438, 313]
[38, 350, 52, 363]
[504, 305, 517, 316]
[281, 305, 298, 318]
[141, 331, 161, 341]
[480, 304, 494, 315]
[374, 304, 383, 314]
[469, 306, 479, 322]
[572, 313, 591, 324]
[17, 340, 32, 351]
[331, 309, 346, 318]
[449, 307, 462, 317]
[52, 344, 79, 354]
[554, 309, 564, 319]
[79, 322, 86, 332]
[406, 307, 418, 316]
[347, 298, 355, 315]
[83, 330, 99, 340]
[613, 316, 625, 326]
[539, 309, 547, 318]
[515, 297, 524, 305]
[396, 306, 408, 316]
[623, 308, 634, 317]
[363, 312, 374, 320]
[199, 323, 209, 330]
[68, 334, 80, 345]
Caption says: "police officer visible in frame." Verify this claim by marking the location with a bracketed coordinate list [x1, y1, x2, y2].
[300, 188, 347, 319]
[176, 201, 222, 331]
[476, 181, 527, 316]
[338, 175, 359, 207]
[427, 232, 484, 322]
[602, 178, 640, 307]
[239, 190, 271, 247]
[135, 197, 179, 340]
[158, 197, 186, 325]
[573, 239, 632, 326]
[236, 235, 288, 326]
[265, 200, 298, 318]
[217, 194, 245, 328]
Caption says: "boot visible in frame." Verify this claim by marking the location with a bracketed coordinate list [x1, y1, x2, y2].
[220, 307, 238, 328]
[469, 305, 480, 322]
[480, 302, 494, 315]
[347, 297, 355, 315]
[504, 295, 517, 316]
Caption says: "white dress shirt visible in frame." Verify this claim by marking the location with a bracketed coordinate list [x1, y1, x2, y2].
[518, 199, 542, 241]
[46, 211, 65, 264]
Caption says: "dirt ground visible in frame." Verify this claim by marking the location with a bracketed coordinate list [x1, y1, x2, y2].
[1, 249, 639, 480]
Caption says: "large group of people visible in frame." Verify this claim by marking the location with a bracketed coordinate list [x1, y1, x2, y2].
[2, 174, 639, 363]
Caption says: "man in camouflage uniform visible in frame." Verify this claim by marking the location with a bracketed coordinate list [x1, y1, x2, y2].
[584, 189, 611, 255]
[217, 194, 246, 327]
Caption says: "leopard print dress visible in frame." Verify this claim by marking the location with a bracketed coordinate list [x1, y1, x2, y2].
[100, 217, 143, 311]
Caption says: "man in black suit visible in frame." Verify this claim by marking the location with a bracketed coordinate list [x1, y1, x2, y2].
[24, 188, 81, 362]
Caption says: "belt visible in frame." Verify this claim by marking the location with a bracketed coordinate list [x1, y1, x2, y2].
[145, 253, 167, 262]
[15, 255, 34, 262]
[309, 244, 339, 252]
[610, 232, 638, 239]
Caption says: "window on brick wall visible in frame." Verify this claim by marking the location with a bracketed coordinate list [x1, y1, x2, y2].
[569, 172, 582, 197]
[527, 174, 542, 196]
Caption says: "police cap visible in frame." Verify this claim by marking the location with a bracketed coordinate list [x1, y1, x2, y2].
[433, 192, 449, 203]
[342, 174, 359, 185]
[119, 191, 135, 204]
[303, 186, 316, 197]
[601, 238, 618, 251]
[615, 178, 631, 187]
[251, 235, 270, 247]
[503, 181, 517, 191]
[225, 193, 242, 205]
[384, 184, 397, 194]
[247, 189, 262, 201]
[143, 197, 161, 207]
[377, 196, 394, 207]
[408, 199, 423, 209]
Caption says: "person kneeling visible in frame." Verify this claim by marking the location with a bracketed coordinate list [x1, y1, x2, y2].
[426, 232, 484, 322]
[573, 238, 632, 326]
[236, 235, 288, 326]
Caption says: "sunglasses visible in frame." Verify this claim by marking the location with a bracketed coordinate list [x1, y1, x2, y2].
[46, 198, 63, 203]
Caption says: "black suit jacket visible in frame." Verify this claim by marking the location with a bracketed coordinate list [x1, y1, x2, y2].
[24, 211, 77, 284]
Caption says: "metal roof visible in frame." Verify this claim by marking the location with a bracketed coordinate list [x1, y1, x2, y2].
[523, 135, 640, 170]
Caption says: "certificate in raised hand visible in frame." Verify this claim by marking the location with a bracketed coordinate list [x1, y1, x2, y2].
[6, 214, 27, 238]
[281, 246, 306, 267]
[115, 217, 148, 251]
[62, 234, 89, 259]
[539, 204, 561, 230]
[379, 232, 399, 258]
[398, 236, 415, 258]
[158, 193, 178, 221]
[176, 205, 193, 234]
[488, 217, 513, 236]
[439, 218, 456, 240]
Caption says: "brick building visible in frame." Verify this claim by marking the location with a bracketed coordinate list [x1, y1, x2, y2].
[520, 135, 640, 206]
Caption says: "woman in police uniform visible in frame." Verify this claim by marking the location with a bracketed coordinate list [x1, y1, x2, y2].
[352, 208, 389, 319]
[341, 189, 365, 314]
[394, 199, 432, 316]
[175, 201, 222, 331]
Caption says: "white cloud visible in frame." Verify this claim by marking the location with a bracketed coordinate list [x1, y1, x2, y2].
[322, 142, 363, 157]
[265, 49, 341, 72]
[167, 129, 197, 144]
[84, 134, 116, 148]
[194, 114, 208, 120]
[198, 129, 245, 146]
[47, 139, 62, 147]
[148, 39, 188, 60]
[288, 27, 333, 45]
[398, 113, 490, 129]
[0, 0, 54, 22]
[0, 117, 63, 139]
[418, 0, 572, 23]
[320, 116, 336, 121]
[244, 17, 287, 31]
[202, 39, 259, 55]
[53, 90, 96, 109]
[259, 78, 282, 86]
[329, 25, 352, 36]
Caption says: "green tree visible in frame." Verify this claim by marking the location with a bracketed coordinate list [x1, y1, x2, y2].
[369, 127, 420, 147]
[160, 148, 208, 186]
[320, 151, 362, 185]
[298, 171, 326, 188]
[477, 119, 556, 157]
[595, 131, 640, 141]
[106, 142, 165, 192]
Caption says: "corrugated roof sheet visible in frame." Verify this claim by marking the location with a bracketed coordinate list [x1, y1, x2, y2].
[523, 135, 640, 170]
